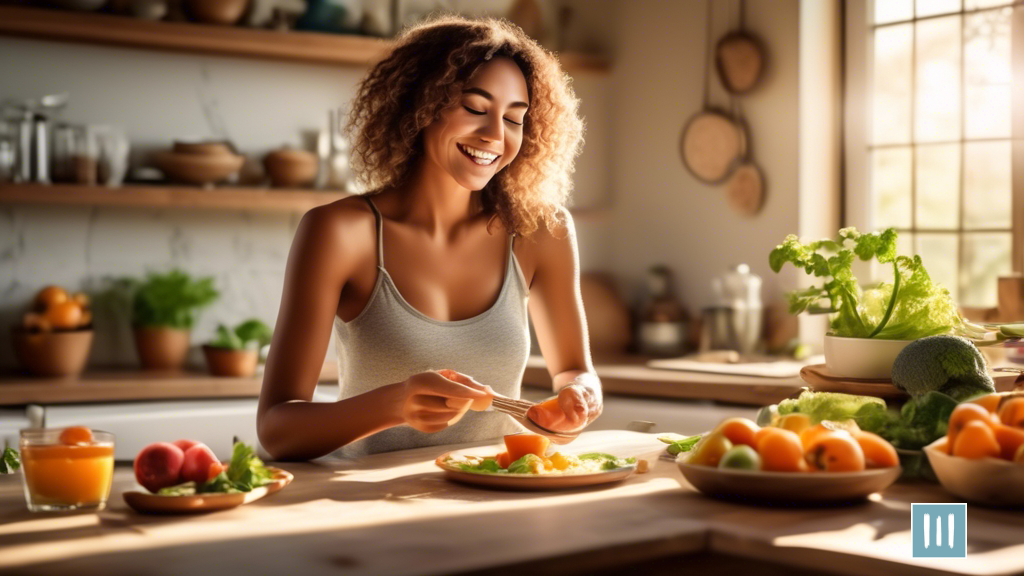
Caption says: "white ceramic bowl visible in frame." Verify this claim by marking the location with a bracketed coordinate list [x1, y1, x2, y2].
[924, 437, 1024, 507]
[823, 334, 913, 379]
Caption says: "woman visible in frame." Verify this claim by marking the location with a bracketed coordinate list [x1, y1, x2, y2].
[257, 15, 600, 460]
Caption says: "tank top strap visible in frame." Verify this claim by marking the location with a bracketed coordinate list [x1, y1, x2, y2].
[363, 196, 385, 269]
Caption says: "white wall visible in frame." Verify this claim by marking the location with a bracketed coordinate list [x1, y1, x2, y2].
[605, 0, 801, 313]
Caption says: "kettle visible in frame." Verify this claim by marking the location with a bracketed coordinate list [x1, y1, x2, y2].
[701, 264, 763, 355]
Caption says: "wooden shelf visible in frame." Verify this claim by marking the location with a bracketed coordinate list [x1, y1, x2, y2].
[0, 183, 348, 213]
[0, 369, 264, 405]
[0, 5, 610, 72]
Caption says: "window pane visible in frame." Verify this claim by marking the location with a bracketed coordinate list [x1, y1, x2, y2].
[915, 16, 962, 142]
[918, 233, 960, 303]
[961, 233, 1012, 307]
[965, 0, 1012, 8]
[917, 0, 961, 17]
[872, 148, 913, 229]
[916, 144, 960, 229]
[873, 25, 913, 145]
[965, 9, 1011, 138]
[963, 141, 1011, 229]
[876, 0, 913, 24]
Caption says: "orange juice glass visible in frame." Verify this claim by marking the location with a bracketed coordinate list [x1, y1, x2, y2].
[20, 428, 115, 512]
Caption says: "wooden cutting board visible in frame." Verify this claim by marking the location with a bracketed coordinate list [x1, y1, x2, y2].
[800, 364, 1024, 400]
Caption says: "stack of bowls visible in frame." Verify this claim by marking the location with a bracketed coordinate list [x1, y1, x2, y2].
[155, 140, 244, 186]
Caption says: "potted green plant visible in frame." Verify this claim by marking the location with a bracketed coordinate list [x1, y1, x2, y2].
[202, 319, 272, 377]
[120, 270, 219, 370]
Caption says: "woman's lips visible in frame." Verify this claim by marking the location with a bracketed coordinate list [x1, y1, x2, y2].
[457, 143, 499, 167]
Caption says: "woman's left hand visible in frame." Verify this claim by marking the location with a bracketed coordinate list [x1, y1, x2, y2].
[528, 383, 602, 432]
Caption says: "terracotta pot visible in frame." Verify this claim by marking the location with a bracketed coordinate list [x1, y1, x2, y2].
[202, 345, 259, 377]
[133, 327, 191, 370]
[184, 0, 250, 25]
[11, 328, 93, 378]
[263, 148, 319, 188]
[154, 150, 244, 185]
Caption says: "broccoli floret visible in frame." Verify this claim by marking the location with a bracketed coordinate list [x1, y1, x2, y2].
[890, 335, 995, 401]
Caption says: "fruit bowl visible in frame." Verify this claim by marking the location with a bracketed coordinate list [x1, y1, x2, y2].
[823, 334, 913, 379]
[676, 459, 902, 503]
[924, 438, 1024, 507]
[11, 328, 93, 377]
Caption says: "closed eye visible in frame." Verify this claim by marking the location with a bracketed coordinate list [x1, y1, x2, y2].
[464, 106, 524, 126]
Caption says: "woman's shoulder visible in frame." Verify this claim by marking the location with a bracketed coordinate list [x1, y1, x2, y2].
[520, 206, 575, 249]
[293, 195, 378, 258]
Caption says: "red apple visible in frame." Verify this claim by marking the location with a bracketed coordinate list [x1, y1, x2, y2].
[134, 442, 185, 493]
[181, 444, 223, 484]
[172, 439, 202, 452]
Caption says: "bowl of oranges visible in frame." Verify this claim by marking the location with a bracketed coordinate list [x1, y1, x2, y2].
[11, 285, 94, 377]
[676, 414, 902, 503]
[924, 393, 1024, 507]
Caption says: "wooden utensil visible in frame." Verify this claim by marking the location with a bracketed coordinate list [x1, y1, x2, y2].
[715, 0, 765, 95]
[680, 0, 745, 184]
[724, 102, 765, 216]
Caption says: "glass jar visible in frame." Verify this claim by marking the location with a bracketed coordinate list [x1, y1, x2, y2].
[20, 428, 115, 512]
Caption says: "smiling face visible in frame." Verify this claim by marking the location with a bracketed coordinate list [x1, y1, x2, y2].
[421, 56, 530, 192]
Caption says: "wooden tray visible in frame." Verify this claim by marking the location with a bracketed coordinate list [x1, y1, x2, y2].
[800, 364, 1024, 399]
[123, 467, 292, 514]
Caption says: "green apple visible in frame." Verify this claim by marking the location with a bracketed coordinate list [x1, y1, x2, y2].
[718, 445, 761, 471]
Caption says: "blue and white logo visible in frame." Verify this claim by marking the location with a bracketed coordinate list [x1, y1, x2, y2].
[912, 503, 967, 558]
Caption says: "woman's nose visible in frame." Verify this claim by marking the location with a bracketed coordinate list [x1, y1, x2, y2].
[477, 114, 503, 142]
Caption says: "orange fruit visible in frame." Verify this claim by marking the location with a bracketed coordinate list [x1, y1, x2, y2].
[947, 403, 995, 451]
[713, 417, 760, 448]
[756, 428, 804, 472]
[798, 423, 852, 451]
[805, 432, 866, 472]
[777, 413, 812, 435]
[852, 431, 899, 468]
[34, 285, 68, 311]
[21, 312, 51, 333]
[968, 393, 1003, 414]
[44, 301, 83, 330]
[688, 432, 733, 467]
[58, 426, 93, 446]
[998, 398, 1024, 429]
[992, 423, 1024, 460]
[952, 420, 1001, 460]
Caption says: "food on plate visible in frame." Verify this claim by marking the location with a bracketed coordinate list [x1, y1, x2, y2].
[657, 433, 702, 455]
[442, 433, 639, 475]
[715, 417, 760, 447]
[134, 440, 274, 496]
[776, 413, 812, 435]
[181, 444, 225, 484]
[683, 416, 897, 474]
[934, 392, 1024, 464]
[21, 426, 114, 509]
[890, 335, 995, 401]
[21, 285, 93, 333]
[134, 442, 186, 493]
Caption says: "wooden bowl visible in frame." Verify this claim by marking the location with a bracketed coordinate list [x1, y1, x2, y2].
[263, 148, 318, 188]
[925, 438, 1024, 507]
[202, 345, 258, 377]
[172, 140, 233, 156]
[184, 0, 250, 25]
[155, 151, 244, 185]
[12, 328, 93, 377]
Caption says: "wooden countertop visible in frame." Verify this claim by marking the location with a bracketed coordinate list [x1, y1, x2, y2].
[2, 430, 1022, 575]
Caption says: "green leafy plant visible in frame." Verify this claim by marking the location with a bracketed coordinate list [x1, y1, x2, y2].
[207, 319, 272, 350]
[769, 227, 963, 340]
[118, 269, 219, 330]
[1, 444, 20, 474]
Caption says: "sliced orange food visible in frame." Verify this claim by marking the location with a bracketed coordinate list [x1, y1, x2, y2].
[58, 426, 93, 446]
[503, 433, 551, 463]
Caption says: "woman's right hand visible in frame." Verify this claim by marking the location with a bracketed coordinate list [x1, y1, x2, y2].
[396, 371, 494, 433]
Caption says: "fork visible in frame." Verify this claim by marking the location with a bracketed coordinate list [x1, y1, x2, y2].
[488, 396, 582, 444]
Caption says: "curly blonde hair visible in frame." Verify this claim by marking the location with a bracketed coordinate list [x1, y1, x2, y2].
[346, 14, 584, 237]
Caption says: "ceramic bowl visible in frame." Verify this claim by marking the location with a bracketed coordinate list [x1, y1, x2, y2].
[924, 437, 1024, 507]
[155, 151, 244, 185]
[184, 0, 250, 25]
[263, 148, 319, 188]
[172, 140, 234, 156]
[676, 459, 902, 504]
[202, 345, 259, 377]
[823, 334, 913, 379]
[11, 328, 93, 377]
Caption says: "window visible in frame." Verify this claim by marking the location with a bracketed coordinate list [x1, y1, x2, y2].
[845, 0, 1022, 309]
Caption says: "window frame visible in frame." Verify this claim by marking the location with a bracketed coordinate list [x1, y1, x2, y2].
[843, 0, 1024, 311]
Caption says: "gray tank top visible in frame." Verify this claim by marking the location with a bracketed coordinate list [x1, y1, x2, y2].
[332, 197, 530, 457]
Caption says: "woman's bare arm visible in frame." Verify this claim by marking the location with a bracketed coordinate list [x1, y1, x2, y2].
[526, 210, 602, 430]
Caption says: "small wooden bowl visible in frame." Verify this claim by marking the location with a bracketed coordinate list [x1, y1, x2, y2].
[172, 140, 233, 156]
[12, 328, 93, 377]
[155, 151, 244, 185]
[184, 0, 250, 25]
[202, 346, 259, 377]
[263, 148, 319, 188]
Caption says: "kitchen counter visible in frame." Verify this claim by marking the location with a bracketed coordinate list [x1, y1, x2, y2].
[2, 430, 1022, 575]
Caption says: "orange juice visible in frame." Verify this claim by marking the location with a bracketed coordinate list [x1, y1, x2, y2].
[20, 428, 114, 512]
